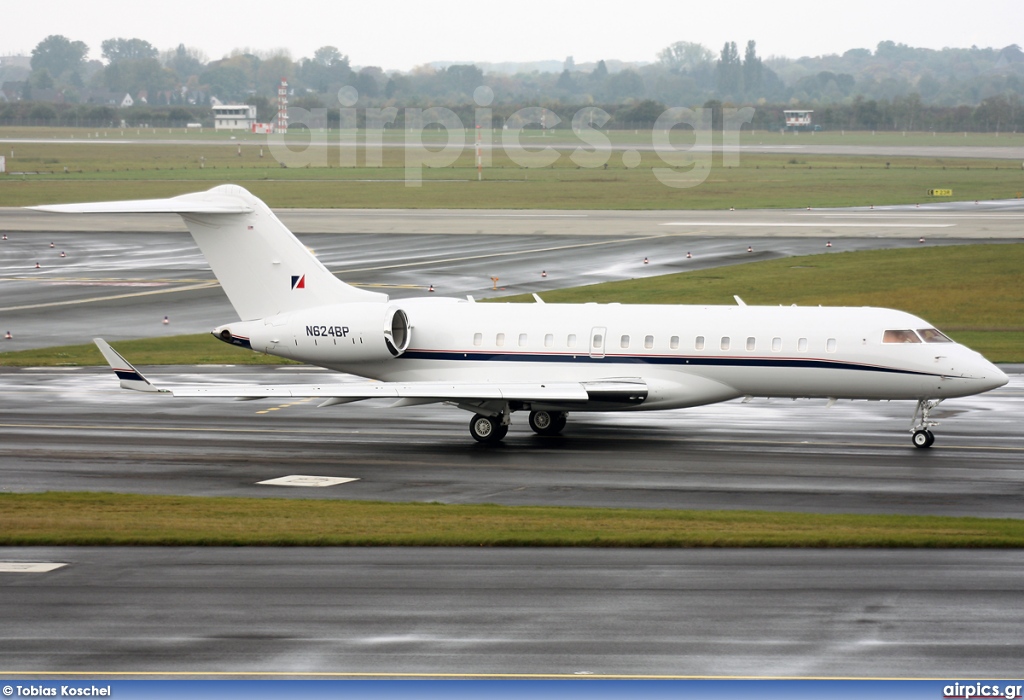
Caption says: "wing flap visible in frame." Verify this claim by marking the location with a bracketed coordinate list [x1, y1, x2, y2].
[163, 381, 592, 402]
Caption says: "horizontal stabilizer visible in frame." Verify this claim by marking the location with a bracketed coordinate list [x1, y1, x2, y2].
[37, 185, 383, 319]
[32, 193, 253, 215]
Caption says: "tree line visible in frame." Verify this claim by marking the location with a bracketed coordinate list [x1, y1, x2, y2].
[1, 34, 1022, 132]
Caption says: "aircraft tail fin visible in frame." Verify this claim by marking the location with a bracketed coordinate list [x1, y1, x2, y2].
[35, 185, 384, 320]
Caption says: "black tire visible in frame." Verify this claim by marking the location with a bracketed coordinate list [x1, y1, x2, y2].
[470, 414, 505, 443]
[552, 412, 568, 433]
[912, 429, 934, 448]
[529, 410, 566, 436]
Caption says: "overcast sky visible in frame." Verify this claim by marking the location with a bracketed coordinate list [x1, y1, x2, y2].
[3, 0, 1021, 70]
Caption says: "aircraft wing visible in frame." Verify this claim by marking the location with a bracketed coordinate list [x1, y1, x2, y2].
[93, 339, 646, 406]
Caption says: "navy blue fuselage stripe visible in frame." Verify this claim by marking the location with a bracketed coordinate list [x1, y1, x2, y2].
[398, 350, 940, 377]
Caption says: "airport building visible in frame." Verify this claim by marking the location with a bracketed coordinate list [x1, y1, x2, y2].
[784, 109, 814, 130]
[213, 104, 258, 131]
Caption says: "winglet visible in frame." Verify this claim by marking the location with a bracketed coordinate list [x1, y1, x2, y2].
[93, 339, 164, 393]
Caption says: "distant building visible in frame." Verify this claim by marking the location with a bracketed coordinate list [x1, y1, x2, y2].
[784, 110, 814, 130]
[83, 89, 127, 105]
[213, 104, 257, 130]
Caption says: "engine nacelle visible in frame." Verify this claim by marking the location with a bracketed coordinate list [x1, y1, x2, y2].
[214, 302, 411, 365]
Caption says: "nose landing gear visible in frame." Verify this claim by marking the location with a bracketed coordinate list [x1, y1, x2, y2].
[910, 398, 943, 448]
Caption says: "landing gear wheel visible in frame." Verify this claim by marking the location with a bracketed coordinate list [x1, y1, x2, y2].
[912, 429, 935, 449]
[469, 414, 506, 443]
[529, 410, 566, 436]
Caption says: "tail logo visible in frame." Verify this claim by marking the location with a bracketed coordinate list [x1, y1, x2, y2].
[291, 275, 306, 290]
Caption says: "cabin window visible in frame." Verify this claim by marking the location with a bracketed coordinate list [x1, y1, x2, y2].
[883, 329, 921, 344]
[772, 337, 781, 352]
[567, 334, 577, 348]
[592, 334, 604, 349]
[620, 335, 630, 349]
[798, 337, 808, 352]
[496, 333, 505, 347]
[670, 335, 679, 350]
[826, 338, 837, 353]
[918, 328, 953, 343]
[695, 336, 705, 351]
[518, 333, 528, 347]
[473, 332, 482, 347]
[720, 336, 730, 351]
[644, 335, 654, 349]
[544, 333, 553, 348]
[746, 337, 756, 351]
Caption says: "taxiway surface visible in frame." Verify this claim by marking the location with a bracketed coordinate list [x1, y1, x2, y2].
[1, 366, 1020, 517]
[2, 548, 1023, 677]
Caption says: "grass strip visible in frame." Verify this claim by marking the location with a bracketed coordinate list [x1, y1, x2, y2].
[0, 334, 293, 366]
[4, 137, 1024, 209]
[1, 492, 1022, 547]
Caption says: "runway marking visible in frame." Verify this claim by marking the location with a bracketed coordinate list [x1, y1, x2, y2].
[660, 222, 956, 228]
[818, 213, 1024, 220]
[0, 277, 212, 284]
[256, 398, 315, 415]
[0, 281, 220, 312]
[0, 562, 67, 573]
[1, 422, 1021, 452]
[330, 233, 678, 275]
[258, 475, 359, 487]
[20, 367, 82, 371]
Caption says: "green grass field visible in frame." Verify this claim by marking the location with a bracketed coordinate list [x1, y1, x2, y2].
[2, 492, 1023, 547]
[3, 128, 1023, 209]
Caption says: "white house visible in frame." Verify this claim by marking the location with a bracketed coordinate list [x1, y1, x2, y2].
[213, 104, 258, 131]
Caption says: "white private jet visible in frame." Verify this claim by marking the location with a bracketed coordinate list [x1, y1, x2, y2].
[35, 184, 1008, 447]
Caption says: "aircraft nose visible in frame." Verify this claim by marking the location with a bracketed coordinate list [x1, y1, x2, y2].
[983, 363, 1009, 391]
[967, 358, 1009, 393]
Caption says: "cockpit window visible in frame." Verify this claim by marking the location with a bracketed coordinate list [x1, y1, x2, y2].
[883, 329, 921, 344]
[918, 328, 954, 343]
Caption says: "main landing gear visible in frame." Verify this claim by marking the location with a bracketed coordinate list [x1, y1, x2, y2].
[468, 409, 569, 443]
[911, 398, 942, 449]
[528, 410, 567, 436]
[469, 413, 509, 443]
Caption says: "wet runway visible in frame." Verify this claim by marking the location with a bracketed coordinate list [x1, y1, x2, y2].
[1, 366, 1020, 517]
[2, 547, 1023, 678]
